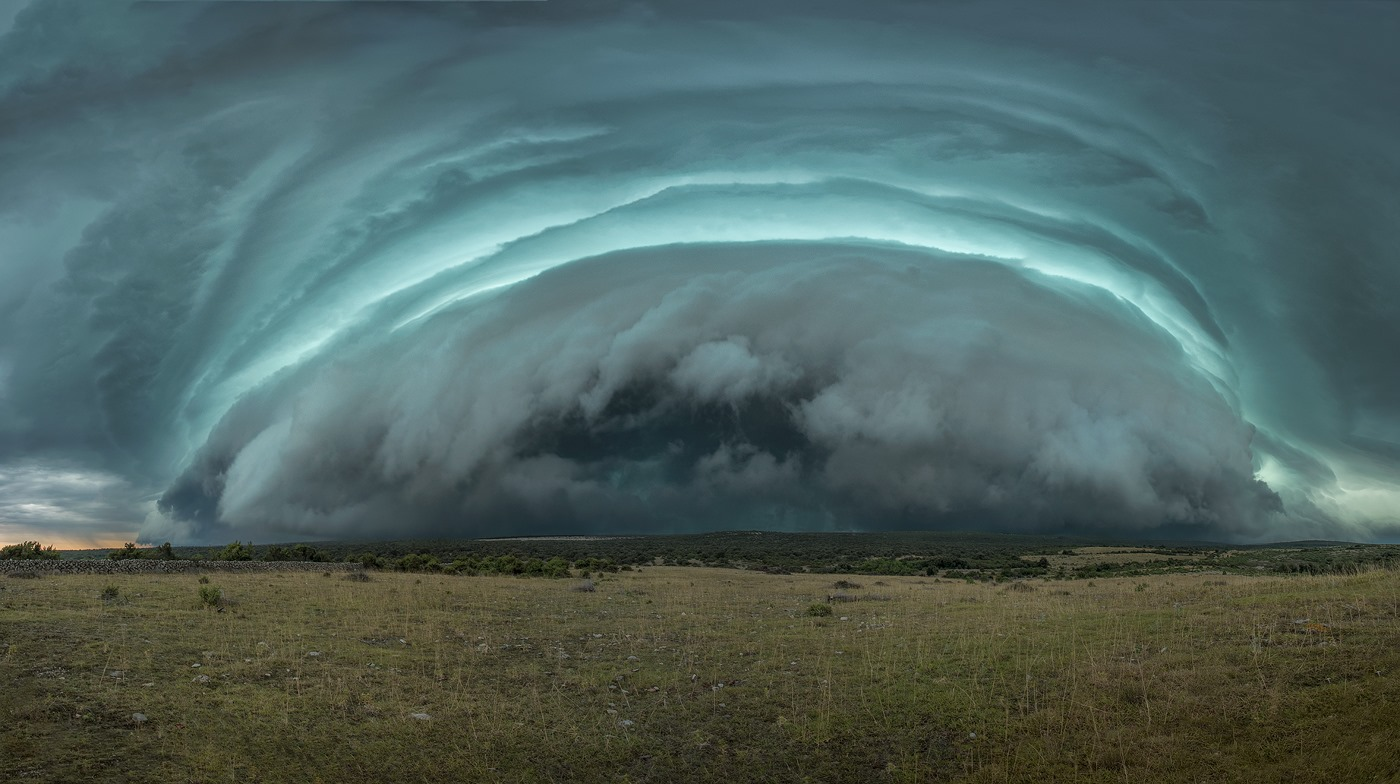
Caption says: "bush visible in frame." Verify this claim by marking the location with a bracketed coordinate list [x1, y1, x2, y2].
[0, 541, 60, 560]
[394, 553, 441, 572]
[352, 552, 384, 570]
[108, 543, 144, 561]
[805, 603, 833, 617]
[214, 541, 253, 561]
[198, 585, 222, 608]
[266, 544, 323, 562]
[572, 579, 597, 593]
[100, 585, 120, 601]
[343, 571, 371, 582]
[542, 556, 571, 578]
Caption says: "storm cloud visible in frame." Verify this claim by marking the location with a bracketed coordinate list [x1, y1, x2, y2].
[1, 0, 1397, 544]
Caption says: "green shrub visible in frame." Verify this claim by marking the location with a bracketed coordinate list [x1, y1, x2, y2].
[266, 543, 323, 562]
[542, 556, 571, 578]
[350, 552, 384, 569]
[198, 585, 222, 608]
[214, 541, 253, 561]
[108, 543, 144, 561]
[0, 541, 60, 560]
[805, 602, 833, 617]
[197, 575, 210, 584]
[100, 585, 120, 601]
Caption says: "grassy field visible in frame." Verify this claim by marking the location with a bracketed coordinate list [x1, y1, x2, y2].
[3, 566, 1399, 782]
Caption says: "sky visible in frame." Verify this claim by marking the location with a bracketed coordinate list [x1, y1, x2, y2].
[1, 0, 1397, 547]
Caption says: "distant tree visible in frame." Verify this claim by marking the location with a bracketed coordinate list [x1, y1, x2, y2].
[214, 541, 253, 561]
[0, 541, 60, 560]
[394, 553, 440, 572]
[350, 552, 383, 569]
[108, 542, 145, 561]
[265, 543, 321, 562]
[155, 542, 175, 560]
[543, 556, 571, 578]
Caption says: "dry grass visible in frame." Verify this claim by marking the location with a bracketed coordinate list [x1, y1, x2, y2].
[2, 568, 1399, 782]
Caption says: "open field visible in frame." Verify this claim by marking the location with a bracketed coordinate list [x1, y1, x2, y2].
[3, 567, 1400, 782]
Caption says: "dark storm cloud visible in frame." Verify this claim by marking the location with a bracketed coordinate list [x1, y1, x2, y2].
[153, 245, 1281, 542]
[0, 0, 1396, 544]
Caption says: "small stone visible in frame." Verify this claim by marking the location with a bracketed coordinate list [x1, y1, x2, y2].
[619, 719, 634, 728]
[307, 651, 321, 657]
[410, 712, 431, 720]
[190, 663, 200, 668]
[131, 713, 148, 724]
[192, 674, 210, 684]
[627, 655, 639, 661]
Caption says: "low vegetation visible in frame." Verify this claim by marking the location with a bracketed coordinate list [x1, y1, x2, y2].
[54, 532, 1400, 584]
[1, 541, 60, 561]
[2, 563, 1398, 782]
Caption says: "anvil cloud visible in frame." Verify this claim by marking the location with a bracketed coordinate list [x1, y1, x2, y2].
[1, 0, 1397, 545]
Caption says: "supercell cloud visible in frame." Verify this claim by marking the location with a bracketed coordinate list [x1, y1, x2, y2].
[0, 0, 1397, 544]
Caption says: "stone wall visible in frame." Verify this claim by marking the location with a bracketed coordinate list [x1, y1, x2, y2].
[0, 559, 363, 575]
